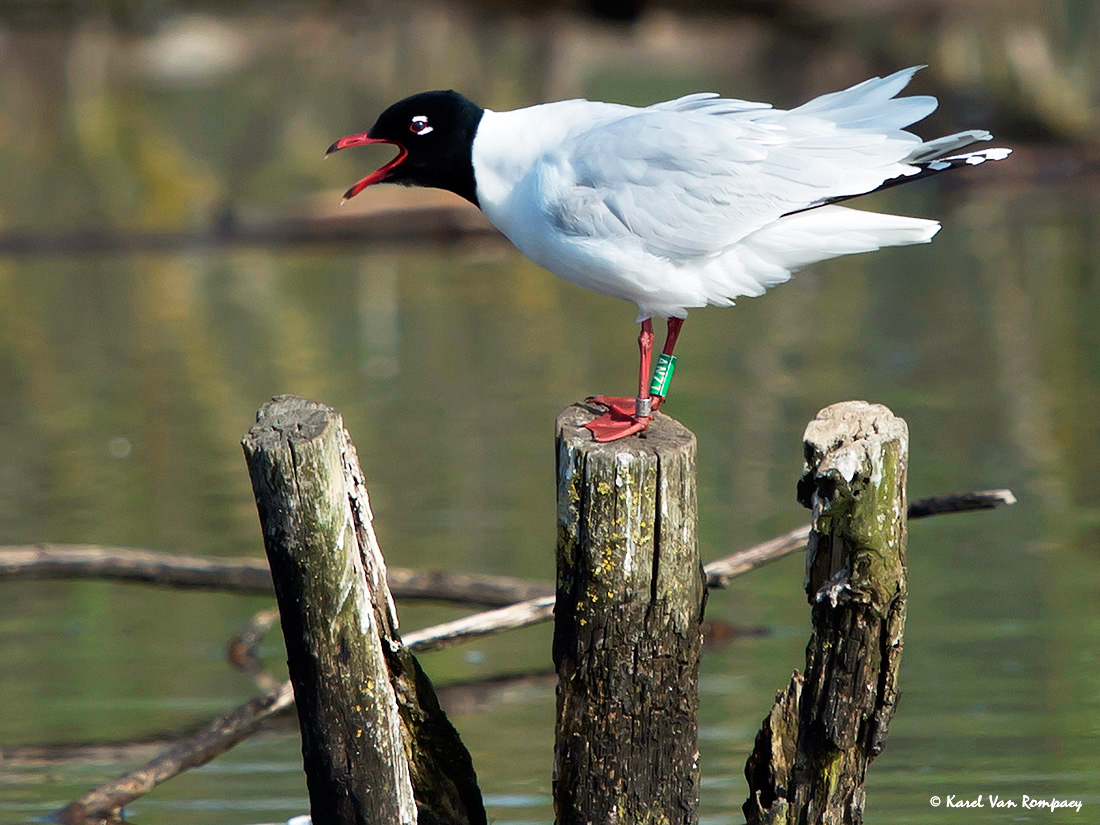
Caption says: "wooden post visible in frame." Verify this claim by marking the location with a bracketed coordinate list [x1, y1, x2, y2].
[242, 395, 484, 825]
[744, 401, 909, 825]
[553, 404, 705, 825]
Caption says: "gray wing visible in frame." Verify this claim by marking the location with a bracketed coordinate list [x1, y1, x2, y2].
[541, 68, 939, 263]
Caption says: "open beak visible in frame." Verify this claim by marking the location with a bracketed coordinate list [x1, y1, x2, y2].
[326, 133, 408, 202]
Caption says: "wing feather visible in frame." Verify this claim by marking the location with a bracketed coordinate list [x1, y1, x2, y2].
[543, 107, 921, 262]
[494, 67, 1002, 315]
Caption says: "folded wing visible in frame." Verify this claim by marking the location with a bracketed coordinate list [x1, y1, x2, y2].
[541, 67, 990, 266]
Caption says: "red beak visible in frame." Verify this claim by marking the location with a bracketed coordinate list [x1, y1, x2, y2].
[326, 133, 409, 202]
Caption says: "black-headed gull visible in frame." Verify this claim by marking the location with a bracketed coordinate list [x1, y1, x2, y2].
[328, 67, 1009, 441]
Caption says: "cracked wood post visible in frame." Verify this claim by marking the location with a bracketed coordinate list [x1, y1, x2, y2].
[553, 404, 706, 825]
[242, 395, 485, 825]
[744, 401, 909, 825]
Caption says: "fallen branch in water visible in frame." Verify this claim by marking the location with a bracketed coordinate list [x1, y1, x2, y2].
[0, 489, 1013, 605]
[3, 669, 553, 769]
[0, 205, 504, 258]
[55, 681, 295, 825]
[0, 544, 552, 606]
[703, 488, 1015, 588]
[405, 596, 556, 652]
[906, 489, 1017, 518]
[0, 545, 274, 592]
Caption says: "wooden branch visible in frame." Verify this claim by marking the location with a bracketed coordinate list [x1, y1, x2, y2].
[387, 567, 553, 606]
[703, 488, 1015, 588]
[0, 544, 552, 606]
[0, 205, 504, 257]
[906, 488, 1016, 518]
[0, 545, 275, 592]
[704, 524, 811, 589]
[55, 681, 295, 824]
[404, 595, 555, 652]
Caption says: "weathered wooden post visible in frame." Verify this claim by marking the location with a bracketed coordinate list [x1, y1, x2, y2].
[744, 401, 909, 825]
[242, 395, 484, 825]
[553, 404, 706, 825]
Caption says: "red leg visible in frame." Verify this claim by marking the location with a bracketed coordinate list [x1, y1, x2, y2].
[637, 318, 655, 404]
[585, 319, 656, 441]
[663, 317, 684, 356]
[651, 317, 684, 412]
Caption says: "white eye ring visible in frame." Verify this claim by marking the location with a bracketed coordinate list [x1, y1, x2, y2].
[410, 115, 433, 135]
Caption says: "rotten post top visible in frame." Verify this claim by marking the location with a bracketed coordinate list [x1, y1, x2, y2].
[798, 400, 909, 609]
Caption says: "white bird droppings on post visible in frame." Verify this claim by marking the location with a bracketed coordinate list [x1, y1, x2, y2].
[616, 452, 637, 575]
[869, 442, 884, 486]
[833, 448, 863, 483]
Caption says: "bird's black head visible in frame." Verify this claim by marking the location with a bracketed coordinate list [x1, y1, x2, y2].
[327, 90, 484, 206]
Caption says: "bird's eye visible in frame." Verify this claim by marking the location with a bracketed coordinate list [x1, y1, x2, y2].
[409, 115, 433, 135]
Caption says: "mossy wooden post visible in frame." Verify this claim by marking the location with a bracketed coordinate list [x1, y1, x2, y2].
[553, 404, 706, 825]
[744, 401, 909, 825]
[243, 395, 485, 825]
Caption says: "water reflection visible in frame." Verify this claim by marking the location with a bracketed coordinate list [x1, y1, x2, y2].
[1, 2, 1099, 824]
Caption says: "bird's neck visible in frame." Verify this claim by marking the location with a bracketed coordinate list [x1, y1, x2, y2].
[472, 101, 630, 217]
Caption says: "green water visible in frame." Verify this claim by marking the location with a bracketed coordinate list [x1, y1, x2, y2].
[2, 4, 1099, 824]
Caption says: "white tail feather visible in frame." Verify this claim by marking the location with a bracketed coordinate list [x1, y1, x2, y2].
[790, 66, 937, 132]
[692, 206, 938, 310]
[713, 205, 938, 295]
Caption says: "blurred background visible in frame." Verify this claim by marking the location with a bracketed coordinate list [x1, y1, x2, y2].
[1, 1, 1097, 823]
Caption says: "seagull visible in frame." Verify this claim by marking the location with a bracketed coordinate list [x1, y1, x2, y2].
[327, 67, 1009, 441]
